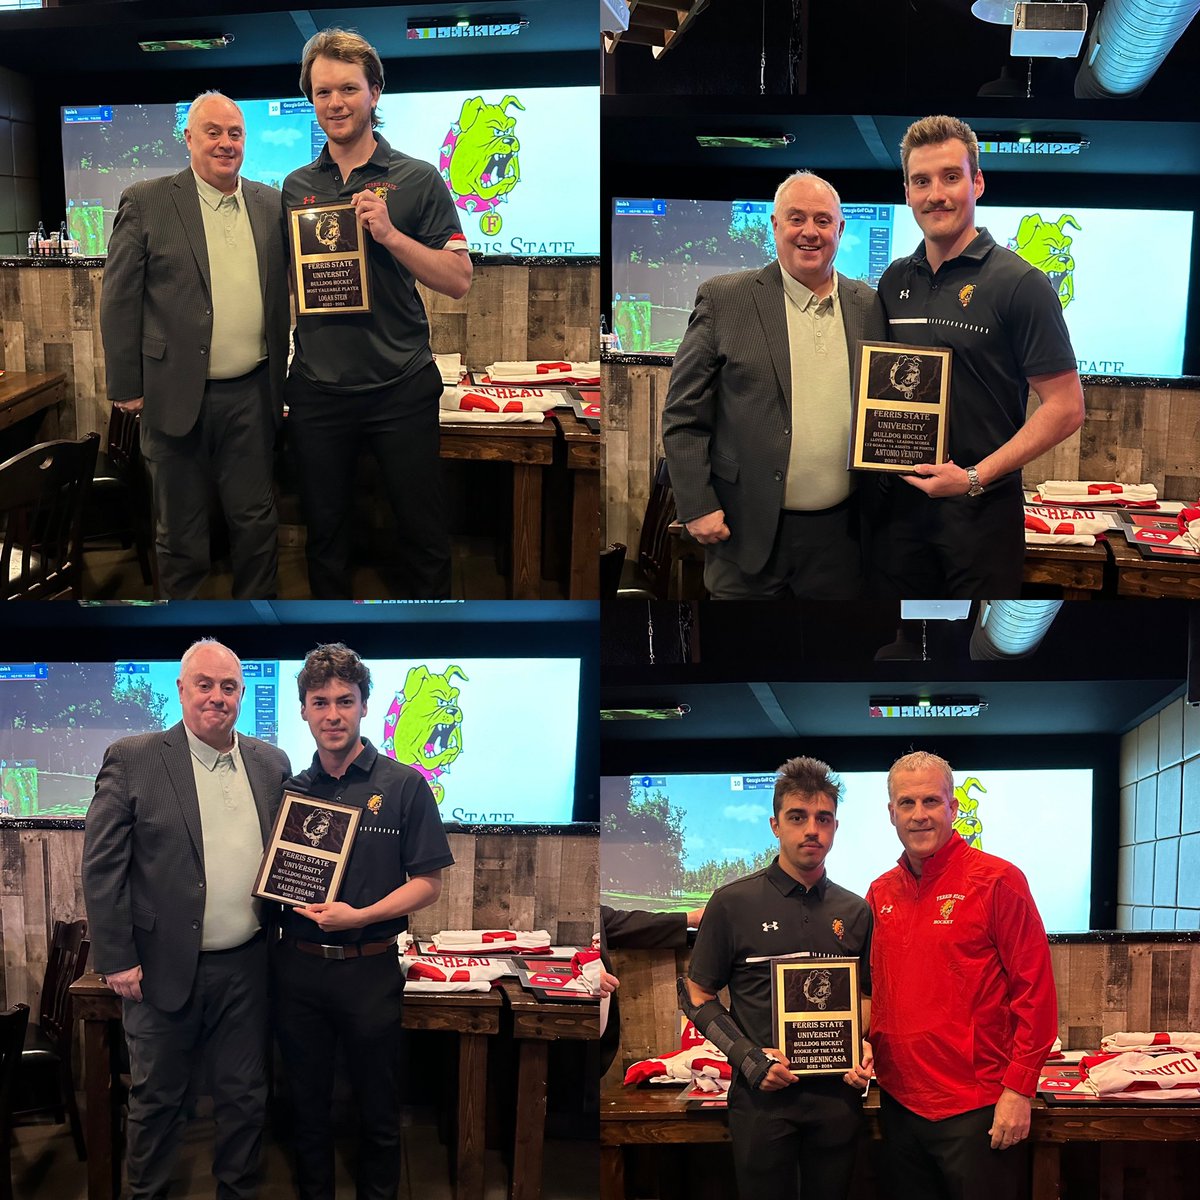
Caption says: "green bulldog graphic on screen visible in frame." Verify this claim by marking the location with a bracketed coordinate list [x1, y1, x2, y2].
[439, 95, 524, 236]
[382, 665, 468, 804]
[1008, 213, 1081, 309]
[952, 776, 986, 849]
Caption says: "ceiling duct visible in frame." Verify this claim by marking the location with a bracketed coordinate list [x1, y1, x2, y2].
[969, 600, 1063, 660]
[1075, 0, 1200, 97]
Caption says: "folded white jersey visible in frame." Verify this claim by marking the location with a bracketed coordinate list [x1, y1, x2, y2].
[400, 959, 507, 984]
[432, 352, 465, 385]
[440, 383, 572, 413]
[1038, 480, 1158, 504]
[1100, 1031, 1200, 1053]
[404, 979, 493, 993]
[431, 929, 552, 953]
[484, 360, 601, 386]
[1081, 1049, 1200, 1098]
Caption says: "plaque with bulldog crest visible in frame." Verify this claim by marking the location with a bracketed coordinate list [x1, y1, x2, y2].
[769, 956, 863, 1076]
[289, 203, 371, 316]
[253, 792, 360, 907]
[849, 341, 952, 472]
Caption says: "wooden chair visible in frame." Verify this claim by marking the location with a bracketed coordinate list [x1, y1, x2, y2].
[0, 1004, 31, 1200]
[600, 542, 627, 601]
[617, 457, 677, 599]
[0, 433, 100, 599]
[84, 405, 154, 587]
[13, 920, 89, 1159]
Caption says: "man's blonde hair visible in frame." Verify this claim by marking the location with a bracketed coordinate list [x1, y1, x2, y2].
[299, 28, 385, 129]
[900, 115, 980, 182]
[887, 750, 954, 800]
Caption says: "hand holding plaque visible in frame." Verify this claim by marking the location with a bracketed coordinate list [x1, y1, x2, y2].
[253, 791, 360, 907]
[849, 342, 952, 472]
[290, 203, 371, 316]
[769, 956, 863, 1076]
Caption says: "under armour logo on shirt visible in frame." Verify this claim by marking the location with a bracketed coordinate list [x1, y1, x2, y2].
[762, 921, 779, 931]
[880, 904, 894, 914]
[899, 290, 910, 299]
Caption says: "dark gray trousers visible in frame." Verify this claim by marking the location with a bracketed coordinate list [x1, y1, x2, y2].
[141, 362, 278, 599]
[121, 934, 269, 1200]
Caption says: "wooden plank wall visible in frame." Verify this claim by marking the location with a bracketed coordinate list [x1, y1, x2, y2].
[0, 826, 597, 1014]
[604, 939, 1200, 1090]
[602, 360, 1200, 555]
[0, 262, 599, 447]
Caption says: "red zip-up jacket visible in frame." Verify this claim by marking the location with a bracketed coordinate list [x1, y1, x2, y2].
[867, 832, 1058, 1121]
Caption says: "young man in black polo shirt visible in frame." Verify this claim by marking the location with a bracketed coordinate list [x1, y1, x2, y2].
[274, 643, 454, 1200]
[869, 114, 1085, 598]
[682, 757, 871, 1200]
[283, 29, 473, 599]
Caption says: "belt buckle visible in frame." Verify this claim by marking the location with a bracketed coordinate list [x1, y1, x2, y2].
[318, 944, 346, 961]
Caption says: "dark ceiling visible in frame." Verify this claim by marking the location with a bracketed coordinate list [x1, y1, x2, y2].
[0, 1, 596, 75]
[603, 0, 1200, 180]
[601, 601, 1197, 740]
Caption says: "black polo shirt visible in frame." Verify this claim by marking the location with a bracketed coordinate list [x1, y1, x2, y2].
[878, 228, 1077, 473]
[279, 738, 455, 945]
[282, 133, 467, 394]
[688, 858, 872, 1051]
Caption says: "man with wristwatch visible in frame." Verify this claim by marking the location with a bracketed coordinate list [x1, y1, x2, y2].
[867, 114, 1085, 597]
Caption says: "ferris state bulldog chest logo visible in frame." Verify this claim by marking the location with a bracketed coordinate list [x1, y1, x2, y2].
[382, 665, 468, 804]
[440, 95, 524, 235]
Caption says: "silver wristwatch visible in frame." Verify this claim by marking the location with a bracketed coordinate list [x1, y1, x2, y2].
[965, 466, 984, 497]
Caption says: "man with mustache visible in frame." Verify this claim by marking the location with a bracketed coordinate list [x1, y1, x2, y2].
[101, 92, 290, 598]
[680, 757, 871, 1200]
[662, 172, 886, 599]
[869, 115, 1085, 597]
[845, 752, 1057, 1200]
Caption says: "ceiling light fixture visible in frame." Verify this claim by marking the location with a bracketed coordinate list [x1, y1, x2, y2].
[695, 134, 796, 149]
[138, 36, 233, 52]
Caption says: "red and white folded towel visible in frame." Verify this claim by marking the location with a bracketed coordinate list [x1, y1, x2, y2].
[1024, 509, 1111, 547]
[430, 929, 553, 954]
[1177, 506, 1200, 553]
[1080, 1049, 1200, 1101]
[1100, 1031, 1200, 1053]
[483, 360, 601, 386]
[399, 957, 506, 992]
[1036, 480, 1158, 506]
[623, 1020, 731, 1092]
[440, 383, 573, 414]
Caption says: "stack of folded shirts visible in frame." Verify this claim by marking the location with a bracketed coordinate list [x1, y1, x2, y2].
[1024, 509, 1112, 547]
[1100, 1031, 1200, 1053]
[1177, 505, 1200, 553]
[399, 957, 506, 993]
[429, 928, 553, 954]
[432, 352, 466, 385]
[482, 360, 601, 386]
[1079, 1049, 1200, 1101]
[1035, 480, 1158, 507]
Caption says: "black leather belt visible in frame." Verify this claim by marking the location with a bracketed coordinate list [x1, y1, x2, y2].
[285, 935, 397, 961]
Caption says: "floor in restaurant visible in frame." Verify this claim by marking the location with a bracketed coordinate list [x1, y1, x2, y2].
[81, 534, 566, 601]
[11, 1108, 598, 1199]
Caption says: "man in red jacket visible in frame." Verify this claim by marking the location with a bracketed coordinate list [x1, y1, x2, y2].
[845, 751, 1057, 1200]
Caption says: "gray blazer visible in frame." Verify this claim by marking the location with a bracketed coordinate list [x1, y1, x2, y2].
[82, 722, 291, 1012]
[100, 168, 290, 438]
[662, 262, 887, 576]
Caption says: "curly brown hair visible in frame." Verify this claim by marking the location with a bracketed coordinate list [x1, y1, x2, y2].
[296, 643, 372, 703]
[299, 28, 384, 129]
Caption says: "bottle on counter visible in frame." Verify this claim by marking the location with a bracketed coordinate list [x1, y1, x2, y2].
[37, 221, 47, 256]
[27, 230, 37, 255]
[59, 221, 69, 256]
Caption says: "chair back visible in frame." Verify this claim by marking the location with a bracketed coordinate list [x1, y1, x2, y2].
[600, 542, 627, 601]
[103, 405, 141, 474]
[0, 433, 100, 600]
[0, 1003, 31, 1136]
[633, 457, 677, 600]
[39, 920, 89, 1045]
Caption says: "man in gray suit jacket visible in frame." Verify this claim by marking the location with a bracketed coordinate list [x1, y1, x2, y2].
[83, 640, 291, 1200]
[100, 92, 290, 600]
[662, 172, 886, 599]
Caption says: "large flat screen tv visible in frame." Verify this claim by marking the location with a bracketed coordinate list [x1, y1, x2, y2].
[612, 196, 1192, 377]
[0, 656, 581, 826]
[61, 86, 599, 258]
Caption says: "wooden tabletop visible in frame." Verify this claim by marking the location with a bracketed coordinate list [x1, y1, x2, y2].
[1109, 533, 1200, 599]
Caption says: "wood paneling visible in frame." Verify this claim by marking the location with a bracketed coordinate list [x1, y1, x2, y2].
[0, 263, 599, 449]
[608, 938, 1200, 1090]
[0, 827, 597, 1013]
[604, 360, 1200, 557]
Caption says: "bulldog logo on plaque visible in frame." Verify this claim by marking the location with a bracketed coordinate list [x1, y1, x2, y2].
[770, 956, 863, 1076]
[849, 342, 952, 472]
[253, 792, 360, 907]
[289, 203, 371, 316]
